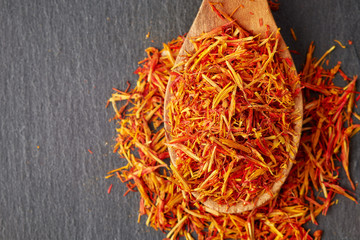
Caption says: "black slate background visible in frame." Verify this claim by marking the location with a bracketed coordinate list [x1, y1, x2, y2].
[0, 0, 359, 239]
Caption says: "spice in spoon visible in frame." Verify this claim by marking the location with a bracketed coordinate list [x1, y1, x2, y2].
[167, 23, 301, 209]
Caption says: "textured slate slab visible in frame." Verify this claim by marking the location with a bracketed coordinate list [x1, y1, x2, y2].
[0, 0, 359, 239]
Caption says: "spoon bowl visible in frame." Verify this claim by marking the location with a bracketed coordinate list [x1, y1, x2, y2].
[164, 0, 303, 214]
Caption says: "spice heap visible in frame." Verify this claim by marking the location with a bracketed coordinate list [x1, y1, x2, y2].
[166, 23, 301, 209]
[106, 33, 358, 238]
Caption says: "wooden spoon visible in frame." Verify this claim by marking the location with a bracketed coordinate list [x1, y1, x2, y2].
[164, 0, 303, 214]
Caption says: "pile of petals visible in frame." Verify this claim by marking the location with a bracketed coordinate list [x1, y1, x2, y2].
[106, 35, 358, 239]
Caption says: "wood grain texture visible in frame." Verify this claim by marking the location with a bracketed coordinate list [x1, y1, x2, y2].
[0, 0, 359, 239]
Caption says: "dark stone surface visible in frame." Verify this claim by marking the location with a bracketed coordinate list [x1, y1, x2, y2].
[0, 0, 359, 239]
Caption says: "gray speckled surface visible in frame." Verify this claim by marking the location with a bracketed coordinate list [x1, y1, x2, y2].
[0, 0, 359, 239]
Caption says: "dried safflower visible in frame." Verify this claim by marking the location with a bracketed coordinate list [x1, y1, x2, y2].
[106, 30, 358, 240]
